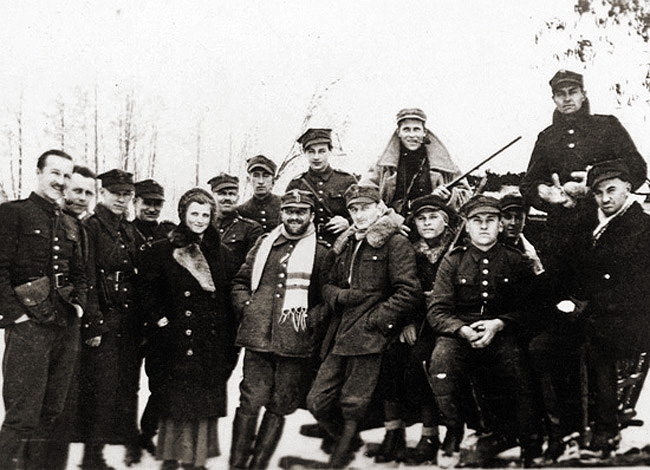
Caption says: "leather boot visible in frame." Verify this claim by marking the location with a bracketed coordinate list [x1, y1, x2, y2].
[229, 408, 259, 469]
[374, 428, 406, 463]
[405, 436, 440, 465]
[249, 411, 285, 470]
[81, 442, 115, 470]
[329, 421, 357, 469]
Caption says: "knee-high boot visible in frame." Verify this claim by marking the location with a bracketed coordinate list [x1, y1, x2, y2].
[329, 420, 358, 469]
[229, 408, 259, 470]
[249, 411, 285, 470]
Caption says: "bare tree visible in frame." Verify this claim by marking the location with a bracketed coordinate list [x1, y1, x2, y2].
[117, 92, 137, 172]
[195, 118, 202, 186]
[16, 92, 24, 199]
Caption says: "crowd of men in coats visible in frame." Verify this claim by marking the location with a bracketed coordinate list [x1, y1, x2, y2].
[0, 68, 649, 470]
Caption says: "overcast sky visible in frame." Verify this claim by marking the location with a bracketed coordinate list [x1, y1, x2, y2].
[0, 0, 647, 207]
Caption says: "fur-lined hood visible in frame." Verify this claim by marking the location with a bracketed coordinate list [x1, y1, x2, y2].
[332, 202, 405, 254]
[376, 129, 460, 175]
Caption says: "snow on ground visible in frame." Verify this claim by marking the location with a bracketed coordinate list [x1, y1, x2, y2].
[1, 338, 649, 469]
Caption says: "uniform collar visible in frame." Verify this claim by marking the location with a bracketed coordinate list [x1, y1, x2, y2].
[552, 98, 591, 128]
[307, 165, 333, 182]
[95, 203, 127, 237]
[467, 242, 499, 262]
[29, 192, 60, 217]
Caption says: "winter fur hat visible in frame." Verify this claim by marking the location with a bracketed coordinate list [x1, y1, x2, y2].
[177, 187, 217, 225]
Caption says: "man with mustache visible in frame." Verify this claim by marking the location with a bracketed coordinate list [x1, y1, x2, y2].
[361, 108, 470, 214]
[209, 173, 263, 271]
[131, 178, 176, 456]
[238, 155, 282, 233]
[286, 128, 357, 247]
[0, 149, 88, 469]
[520, 70, 646, 272]
[229, 190, 329, 470]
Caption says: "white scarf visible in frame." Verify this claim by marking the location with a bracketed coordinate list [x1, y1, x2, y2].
[251, 223, 316, 332]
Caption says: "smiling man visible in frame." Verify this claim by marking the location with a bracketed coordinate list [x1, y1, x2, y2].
[0, 150, 87, 470]
[238, 155, 282, 233]
[521, 70, 646, 271]
[362, 108, 470, 215]
[286, 128, 357, 247]
[209, 173, 263, 271]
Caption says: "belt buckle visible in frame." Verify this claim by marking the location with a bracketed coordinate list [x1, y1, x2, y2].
[54, 273, 65, 288]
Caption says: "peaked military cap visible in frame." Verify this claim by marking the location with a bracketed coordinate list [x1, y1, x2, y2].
[549, 69, 583, 91]
[297, 128, 332, 150]
[207, 173, 239, 193]
[247, 154, 277, 176]
[499, 194, 526, 212]
[410, 194, 457, 223]
[281, 189, 315, 209]
[396, 108, 427, 125]
[98, 169, 134, 192]
[460, 195, 501, 219]
[135, 179, 165, 201]
[344, 184, 380, 207]
[587, 159, 631, 189]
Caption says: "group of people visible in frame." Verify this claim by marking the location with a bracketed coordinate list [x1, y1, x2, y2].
[0, 68, 649, 470]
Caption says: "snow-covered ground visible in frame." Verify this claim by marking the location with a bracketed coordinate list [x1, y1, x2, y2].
[1, 339, 649, 469]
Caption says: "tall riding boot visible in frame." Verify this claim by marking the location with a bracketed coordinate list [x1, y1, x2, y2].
[229, 408, 259, 470]
[329, 421, 358, 469]
[81, 442, 115, 470]
[249, 411, 285, 470]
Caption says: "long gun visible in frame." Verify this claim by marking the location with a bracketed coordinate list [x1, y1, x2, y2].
[445, 136, 522, 189]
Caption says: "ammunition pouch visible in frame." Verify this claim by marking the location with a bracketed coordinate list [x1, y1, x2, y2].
[14, 276, 55, 324]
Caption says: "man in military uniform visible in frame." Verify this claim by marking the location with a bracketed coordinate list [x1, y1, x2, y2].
[0, 149, 88, 470]
[238, 155, 282, 233]
[209, 172, 264, 271]
[63, 165, 97, 220]
[131, 178, 176, 455]
[78, 169, 142, 469]
[229, 190, 329, 470]
[361, 108, 470, 214]
[286, 128, 357, 246]
[306, 184, 422, 468]
[520, 70, 647, 269]
[427, 196, 541, 467]
[498, 194, 544, 275]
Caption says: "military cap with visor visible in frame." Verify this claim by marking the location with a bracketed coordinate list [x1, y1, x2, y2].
[586, 159, 632, 189]
[409, 194, 457, 225]
[281, 189, 316, 209]
[344, 184, 381, 207]
[207, 173, 239, 193]
[396, 108, 427, 125]
[499, 194, 526, 213]
[460, 195, 501, 219]
[98, 169, 134, 192]
[135, 179, 165, 201]
[297, 128, 332, 150]
[247, 154, 277, 176]
[549, 69, 584, 92]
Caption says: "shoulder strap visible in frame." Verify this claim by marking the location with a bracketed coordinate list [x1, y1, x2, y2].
[299, 176, 335, 218]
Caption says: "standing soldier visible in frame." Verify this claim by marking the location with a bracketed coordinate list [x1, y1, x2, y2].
[238, 155, 282, 233]
[0, 150, 87, 470]
[286, 128, 357, 247]
[361, 108, 470, 214]
[229, 190, 330, 470]
[520, 70, 647, 269]
[306, 184, 422, 469]
[209, 173, 264, 271]
[132, 178, 175, 456]
[78, 169, 142, 469]
[427, 196, 541, 467]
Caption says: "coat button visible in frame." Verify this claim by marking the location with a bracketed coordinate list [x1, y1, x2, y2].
[503, 278, 509, 283]
[53, 237, 59, 242]
[482, 269, 489, 275]
[372, 256, 378, 261]
[120, 244, 125, 249]
[184, 291, 191, 297]
[53, 265, 59, 270]
[482, 259, 489, 264]
[261, 218, 266, 222]
[482, 292, 489, 298]
[186, 329, 192, 336]
[568, 143, 575, 149]
[318, 181, 323, 185]
[34, 229, 41, 234]
[185, 310, 192, 317]
[124, 303, 129, 308]
[277, 283, 284, 288]
[278, 273, 285, 278]
[186, 349, 193, 356]
[603, 273, 611, 280]
[481, 280, 488, 286]
[53, 255, 58, 260]
[275, 293, 281, 298]
[318, 190, 324, 194]
[568, 129, 575, 134]
[260, 210, 266, 215]
[245, 300, 250, 305]
[460, 278, 467, 284]
[53, 245, 60, 251]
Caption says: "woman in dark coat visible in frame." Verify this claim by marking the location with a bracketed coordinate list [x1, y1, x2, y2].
[141, 188, 237, 470]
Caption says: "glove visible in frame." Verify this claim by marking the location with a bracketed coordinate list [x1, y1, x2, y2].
[337, 288, 366, 307]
